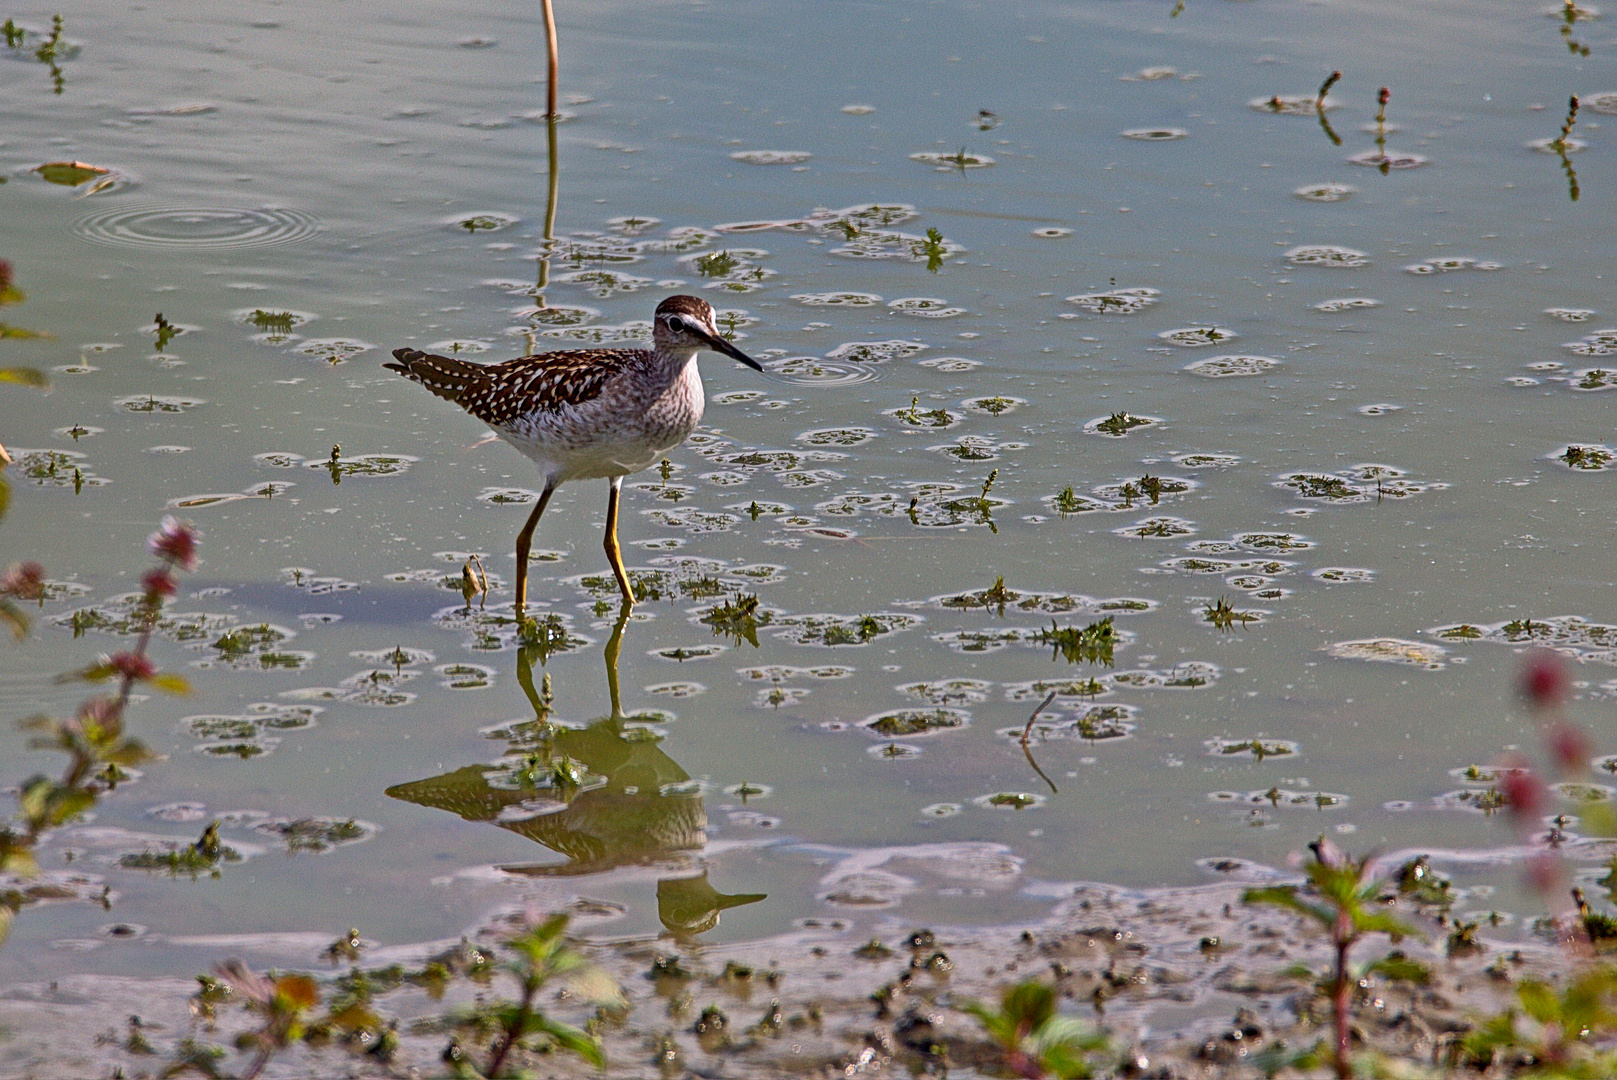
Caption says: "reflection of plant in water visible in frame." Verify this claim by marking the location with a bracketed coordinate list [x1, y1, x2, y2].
[0, 259, 50, 341]
[1204, 596, 1257, 632]
[694, 249, 740, 278]
[1552, 94, 1582, 203]
[1559, 0, 1592, 57]
[702, 593, 769, 647]
[152, 311, 180, 351]
[3, 15, 68, 94]
[915, 226, 949, 272]
[1036, 617, 1116, 666]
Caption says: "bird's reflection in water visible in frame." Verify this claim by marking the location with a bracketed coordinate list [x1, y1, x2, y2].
[386, 608, 764, 938]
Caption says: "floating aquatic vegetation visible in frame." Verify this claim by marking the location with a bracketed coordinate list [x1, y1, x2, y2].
[234, 307, 315, 343]
[1063, 287, 1160, 315]
[1160, 555, 1296, 577]
[250, 816, 377, 853]
[651, 643, 726, 662]
[556, 268, 653, 296]
[932, 578, 1154, 617]
[1032, 227, 1072, 238]
[973, 791, 1046, 810]
[729, 150, 811, 165]
[1276, 463, 1444, 503]
[189, 703, 320, 758]
[1285, 244, 1369, 267]
[289, 337, 374, 364]
[195, 622, 311, 671]
[1037, 617, 1118, 665]
[1428, 615, 1617, 664]
[736, 663, 852, 681]
[1553, 443, 1617, 468]
[1120, 127, 1187, 140]
[1106, 662, 1220, 689]
[961, 394, 1025, 416]
[1172, 452, 1241, 469]
[796, 427, 876, 446]
[1203, 597, 1262, 630]
[1294, 183, 1356, 202]
[515, 303, 600, 327]
[826, 339, 927, 363]
[1184, 354, 1280, 377]
[769, 611, 922, 647]
[1313, 297, 1382, 312]
[680, 247, 775, 292]
[909, 361, 978, 381]
[432, 604, 591, 655]
[1159, 326, 1236, 347]
[280, 567, 360, 594]
[1010, 702, 1138, 742]
[1250, 95, 1341, 115]
[116, 393, 206, 413]
[425, 338, 495, 354]
[1564, 328, 1617, 356]
[929, 435, 1022, 462]
[1114, 516, 1196, 539]
[1313, 567, 1376, 583]
[1403, 257, 1503, 274]
[1003, 677, 1111, 701]
[1325, 638, 1447, 669]
[1085, 411, 1159, 437]
[863, 707, 969, 737]
[6, 447, 107, 489]
[1206, 737, 1298, 759]
[830, 226, 965, 266]
[1348, 145, 1428, 169]
[886, 400, 962, 429]
[1208, 788, 1348, 809]
[888, 297, 965, 317]
[437, 663, 495, 689]
[909, 148, 995, 169]
[54, 595, 233, 642]
[898, 678, 993, 705]
[1546, 307, 1597, 322]
[792, 291, 882, 306]
[445, 212, 517, 233]
[765, 355, 880, 385]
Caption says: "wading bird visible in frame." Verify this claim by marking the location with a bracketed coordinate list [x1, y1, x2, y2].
[387, 295, 763, 612]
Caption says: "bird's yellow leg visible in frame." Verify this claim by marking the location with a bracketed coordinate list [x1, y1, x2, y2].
[514, 481, 556, 616]
[603, 475, 635, 610]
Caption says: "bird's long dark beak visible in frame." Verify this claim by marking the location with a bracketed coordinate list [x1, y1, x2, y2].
[699, 328, 765, 372]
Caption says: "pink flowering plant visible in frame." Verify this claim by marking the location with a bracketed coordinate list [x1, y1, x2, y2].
[0, 516, 200, 946]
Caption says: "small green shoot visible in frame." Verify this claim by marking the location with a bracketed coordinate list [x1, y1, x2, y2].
[961, 979, 1109, 1079]
[1243, 838, 1423, 1080]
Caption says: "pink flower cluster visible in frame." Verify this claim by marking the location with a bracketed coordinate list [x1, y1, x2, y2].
[147, 516, 199, 572]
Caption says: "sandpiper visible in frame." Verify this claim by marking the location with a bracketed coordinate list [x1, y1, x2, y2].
[387, 295, 764, 612]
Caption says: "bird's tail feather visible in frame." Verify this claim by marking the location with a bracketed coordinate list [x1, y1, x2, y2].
[385, 348, 486, 404]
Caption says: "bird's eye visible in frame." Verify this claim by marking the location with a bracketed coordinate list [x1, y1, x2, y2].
[666, 315, 686, 332]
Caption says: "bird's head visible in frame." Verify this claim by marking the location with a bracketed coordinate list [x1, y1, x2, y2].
[653, 295, 764, 371]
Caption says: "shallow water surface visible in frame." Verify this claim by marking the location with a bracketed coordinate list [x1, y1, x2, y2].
[2, 0, 1615, 991]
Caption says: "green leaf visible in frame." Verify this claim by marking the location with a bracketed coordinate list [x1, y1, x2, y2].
[0, 598, 28, 640]
[149, 672, 193, 695]
[1517, 980, 1560, 1025]
[0, 367, 48, 387]
[34, 161, 110, 187]
[529, 1015, 606, 1069]
[1002, 980, 1057, 1031]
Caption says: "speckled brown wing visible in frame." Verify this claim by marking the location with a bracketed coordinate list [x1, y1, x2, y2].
[387, 347, 638, 429]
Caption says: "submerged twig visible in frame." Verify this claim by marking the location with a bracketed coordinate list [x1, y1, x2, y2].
[1019, 691, 1059, 795]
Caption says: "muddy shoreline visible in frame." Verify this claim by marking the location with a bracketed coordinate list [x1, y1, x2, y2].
[0, 862, 1578, 1080]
